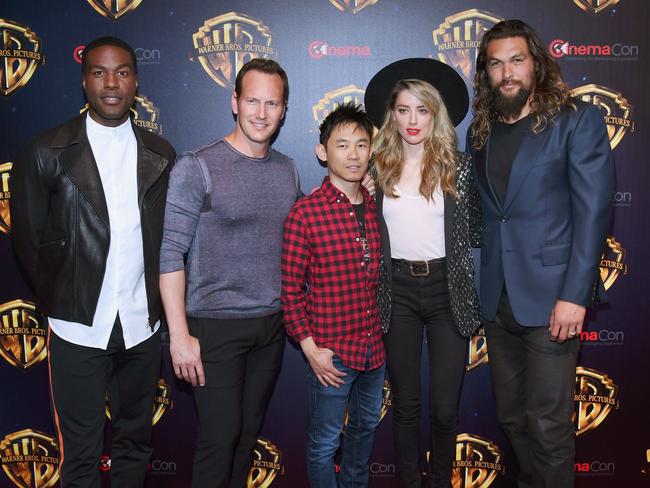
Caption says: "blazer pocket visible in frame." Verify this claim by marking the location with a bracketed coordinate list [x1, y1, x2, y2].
[542, 242, 571, 266]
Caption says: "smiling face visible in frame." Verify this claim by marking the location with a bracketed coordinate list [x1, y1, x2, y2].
[82, 45, 137, 127]
[230, 69, 286, 156]
[393, 88, 433, 148]
[316, 122, 371, 190]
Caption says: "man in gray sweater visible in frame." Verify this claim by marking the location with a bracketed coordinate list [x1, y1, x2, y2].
[159, 59, 300, 488]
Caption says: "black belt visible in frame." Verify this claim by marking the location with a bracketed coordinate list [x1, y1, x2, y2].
[391, 257, 445, 277]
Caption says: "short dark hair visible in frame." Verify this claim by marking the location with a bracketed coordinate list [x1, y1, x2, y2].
[81, 36, 138, 74]
[318, 102, 374, 146]
[234, 58, 289, 104]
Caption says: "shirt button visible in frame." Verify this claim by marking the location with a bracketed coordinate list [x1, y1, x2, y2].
[349, 212, 353, 216]
[361, 262, 365, 266]
[367, 332, 371, 337]
[367, 309, 370, 314]
[500, 216, 508, 223]
[356, 237, 360, 242]
[336, 199, 340, 203]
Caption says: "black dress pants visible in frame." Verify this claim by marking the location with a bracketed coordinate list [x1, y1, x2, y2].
[383, 259, 467, 488]
[188, 311, 285, 488]
[484, 291, 579, 488]
[48, 316, 161, 488]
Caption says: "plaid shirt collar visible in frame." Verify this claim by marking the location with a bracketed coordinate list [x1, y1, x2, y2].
[320, 176, 372, 205]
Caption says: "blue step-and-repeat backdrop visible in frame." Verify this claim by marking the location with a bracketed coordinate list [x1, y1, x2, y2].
[0, 1, 648, 486]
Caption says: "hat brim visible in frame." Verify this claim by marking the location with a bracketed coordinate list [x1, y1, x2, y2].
[364, 58, 469, 128]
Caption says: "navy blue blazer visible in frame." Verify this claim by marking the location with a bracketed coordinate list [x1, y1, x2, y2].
[468, 101, 614, 326]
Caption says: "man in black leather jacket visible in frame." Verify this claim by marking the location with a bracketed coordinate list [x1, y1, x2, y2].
[11, 37, 175, 488]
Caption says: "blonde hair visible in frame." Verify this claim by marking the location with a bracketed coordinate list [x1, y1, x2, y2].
[373, 79, 458, 200]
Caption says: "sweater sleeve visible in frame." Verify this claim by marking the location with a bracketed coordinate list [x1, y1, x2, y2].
[159, 152, 208, 274]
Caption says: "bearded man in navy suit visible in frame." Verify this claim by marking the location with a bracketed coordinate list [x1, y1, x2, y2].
[467, 20, 613, 488]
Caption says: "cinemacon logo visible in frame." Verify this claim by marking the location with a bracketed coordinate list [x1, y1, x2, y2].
[579, 329, 624, 344]
[549, 39, 638, 58]
[575, 460, 615, 474]
[308, 40, 371, 60]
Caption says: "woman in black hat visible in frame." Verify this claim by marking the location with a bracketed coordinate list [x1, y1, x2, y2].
[365, 59, 482, 487]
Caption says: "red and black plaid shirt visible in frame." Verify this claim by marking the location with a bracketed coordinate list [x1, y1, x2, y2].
[281, 177, 385, 371]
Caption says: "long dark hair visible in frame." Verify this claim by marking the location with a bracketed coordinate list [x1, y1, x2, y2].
[470, 19, 574, 150]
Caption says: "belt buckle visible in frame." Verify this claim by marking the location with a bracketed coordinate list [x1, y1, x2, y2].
[409, 260, 429, 277]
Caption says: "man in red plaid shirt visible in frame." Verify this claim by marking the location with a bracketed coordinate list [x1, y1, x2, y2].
[281, 103, 386, 487]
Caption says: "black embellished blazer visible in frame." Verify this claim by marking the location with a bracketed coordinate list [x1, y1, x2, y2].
[375, 151, 482, 337]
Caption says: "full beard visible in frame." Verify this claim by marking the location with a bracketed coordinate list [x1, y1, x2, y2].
[491, 82, 531, 120]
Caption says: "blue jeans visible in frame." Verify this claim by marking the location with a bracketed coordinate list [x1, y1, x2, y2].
[306, 355, 386, 488]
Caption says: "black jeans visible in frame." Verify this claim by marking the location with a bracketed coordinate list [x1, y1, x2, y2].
[383, 259, 467, 488]
[484, 291, 579, 488]
[48, 316, 161, 488]
[188, 311, 285, 488]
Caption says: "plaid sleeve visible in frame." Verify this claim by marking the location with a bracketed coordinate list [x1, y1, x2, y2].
[281, 203, 312, 342]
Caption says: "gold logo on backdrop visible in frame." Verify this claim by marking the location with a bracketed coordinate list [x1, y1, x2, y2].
[106, 378, 172, 426]
[0, 430, 60, 488]
[0, 300, 47, 370]
[573, 366, 619, 436]
[86, 0, 143, 20]
[80, 94, 162, 135]
[0, 20, 44, 96]
[312, 85, 365, 129]
[572, 0, 620, 14]
[466, 326, 488, 372]
[247, 438, 283, 488]
[192, 12, 276, 90]
[432, 9, 503, 81]
[599, 236, 626, 290]
[329, 0, 379, 14]
[130, 95, 162, 135]
[572, 84, 634, 149]
[0, 163, 12, 234]
[427, 434, 504, 487]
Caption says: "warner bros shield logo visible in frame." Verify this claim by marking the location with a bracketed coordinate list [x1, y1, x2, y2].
[0, 19, 44, 96]
[572, 84, 634, 150]
[466, 326, 488, 372]
[573, 0, 620, 14]
[573, 366, 619, 435]
[193, 12, 276, 90]
[0, 163, 12, 234]
[247, 437, 283, 488]
[86, 0, 143, 20]
[0, 300, 47, 370]
[432, 9, 503, 81]
[0, 430, 60, 488]
[329, 0, 379, 14]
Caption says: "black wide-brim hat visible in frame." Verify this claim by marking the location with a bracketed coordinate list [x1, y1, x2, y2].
[364, 58, 469, 128]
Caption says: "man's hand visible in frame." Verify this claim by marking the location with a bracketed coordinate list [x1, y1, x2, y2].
[300, 337, 346, 387]
[549, 300, 586, 343]
[170, 333, 205, 387]
[361, 173, 376, 196]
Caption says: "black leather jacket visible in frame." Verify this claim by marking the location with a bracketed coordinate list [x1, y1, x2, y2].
[11, 115, 176, 327]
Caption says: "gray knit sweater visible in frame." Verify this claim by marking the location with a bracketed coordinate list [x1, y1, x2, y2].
[160, 139, 301, 319]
